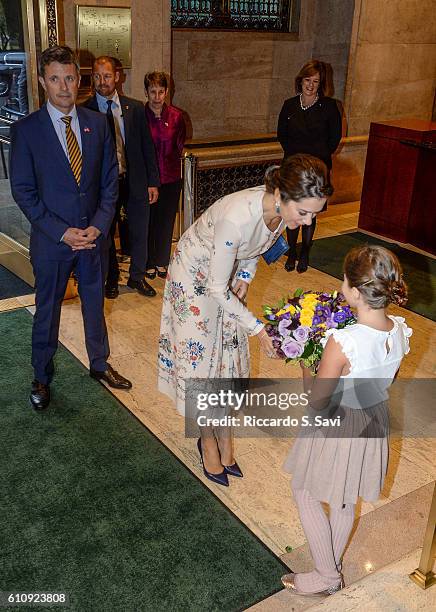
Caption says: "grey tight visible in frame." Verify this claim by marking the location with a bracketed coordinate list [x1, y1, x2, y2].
[292, 487, 355, 593]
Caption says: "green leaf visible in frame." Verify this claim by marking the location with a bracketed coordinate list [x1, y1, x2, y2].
[294, 288, 304, 297]
[301, 340, 315, 359]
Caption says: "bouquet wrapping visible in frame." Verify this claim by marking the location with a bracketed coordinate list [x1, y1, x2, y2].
[263, 289, 356, 368]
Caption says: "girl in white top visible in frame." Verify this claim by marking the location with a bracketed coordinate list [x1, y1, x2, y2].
[282, 245, 412, 596]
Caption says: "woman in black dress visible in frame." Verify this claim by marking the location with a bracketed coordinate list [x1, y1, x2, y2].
[277, 60, 342, 273]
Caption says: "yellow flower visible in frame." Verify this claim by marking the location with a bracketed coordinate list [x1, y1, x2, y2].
[300, 315, 313, 327]
[276, 304, 296, 317]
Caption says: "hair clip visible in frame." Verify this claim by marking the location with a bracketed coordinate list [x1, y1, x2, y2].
[359, 279, 373, 287]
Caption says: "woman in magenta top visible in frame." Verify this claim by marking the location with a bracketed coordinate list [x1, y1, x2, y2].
[144, 71, 186, 279]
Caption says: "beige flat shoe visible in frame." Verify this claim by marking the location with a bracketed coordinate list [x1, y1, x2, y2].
[281, 572, 343, 596]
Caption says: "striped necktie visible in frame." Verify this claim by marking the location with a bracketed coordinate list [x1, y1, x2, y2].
[61, 115, 82, 185]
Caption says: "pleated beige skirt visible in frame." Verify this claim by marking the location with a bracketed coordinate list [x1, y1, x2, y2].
[283, 403, 390, 507]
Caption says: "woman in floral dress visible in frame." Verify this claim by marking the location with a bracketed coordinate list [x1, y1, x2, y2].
[158, 154, 333, 486]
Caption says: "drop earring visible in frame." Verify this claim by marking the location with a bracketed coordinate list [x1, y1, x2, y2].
[275, 201, 281, 214]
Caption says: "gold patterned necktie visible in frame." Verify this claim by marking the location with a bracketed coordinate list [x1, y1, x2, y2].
[61, 115, 82, 185]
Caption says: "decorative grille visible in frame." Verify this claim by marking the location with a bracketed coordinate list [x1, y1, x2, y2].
[171, 0, 299, 32]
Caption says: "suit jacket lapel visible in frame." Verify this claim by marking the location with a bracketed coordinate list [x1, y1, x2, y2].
[87, 95, 99, 112]
[77, 106, 91, 188]
[119, 96, 131, 145]
[38, 105, 75, 183]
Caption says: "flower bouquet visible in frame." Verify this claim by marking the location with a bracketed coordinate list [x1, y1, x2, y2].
[263, 289, 356, 369]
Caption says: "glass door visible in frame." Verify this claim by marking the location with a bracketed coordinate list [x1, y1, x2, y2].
[0, 0, 44, 285]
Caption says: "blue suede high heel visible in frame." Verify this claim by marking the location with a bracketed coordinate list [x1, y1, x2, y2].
[224, 462, 243, 478]
[197, 438, 229, 487]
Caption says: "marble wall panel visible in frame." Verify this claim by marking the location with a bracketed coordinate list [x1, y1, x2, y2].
[171, 34, 189, 82]
[330, 142, 367, 203]
[272, 41, 313, 80]
[171, 0, 325, 138]
[172, 80, 227, 122]
[359, 0, 436, 45]
[187, 38, 275, 82]
[227, 79, 272, 118]
[405, 44, 436, 82]
[298, 0, 319, 42]
[227, 117, 271, 135]
[312, 0, 355, 102]
[313, 0, 356, 42]
[346, 0, 436, 134]
[350, 79, 435, 120]
[354, 43, 412, 84]
[61, 0, 170, 101]
[353, 41, 436, 86]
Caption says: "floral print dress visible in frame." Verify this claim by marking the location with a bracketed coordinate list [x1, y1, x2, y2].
[158, 186, 284, 414]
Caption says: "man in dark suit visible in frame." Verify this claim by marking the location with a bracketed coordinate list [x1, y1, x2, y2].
[82, 56, 160, 299]
[9, 46, 132, 411]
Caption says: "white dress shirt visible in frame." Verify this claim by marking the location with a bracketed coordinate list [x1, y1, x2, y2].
[96, 90, 126, 174]
[46, 100, 82, 159]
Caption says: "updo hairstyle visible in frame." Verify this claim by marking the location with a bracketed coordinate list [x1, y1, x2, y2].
[265, 153, 333, 203]
[344, 245, 408, 308]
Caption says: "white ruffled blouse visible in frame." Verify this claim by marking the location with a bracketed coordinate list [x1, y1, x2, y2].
[320, 315, 413, 409]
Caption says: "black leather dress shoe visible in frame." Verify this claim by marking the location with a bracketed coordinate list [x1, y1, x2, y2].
[127, 278, 156, 297]
[90, 364, 132, 389]
[105, 284, 119, 299]
[30, 380, 50, 410]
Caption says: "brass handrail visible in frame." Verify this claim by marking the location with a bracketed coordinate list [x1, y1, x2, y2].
[409, 482, 436, 589]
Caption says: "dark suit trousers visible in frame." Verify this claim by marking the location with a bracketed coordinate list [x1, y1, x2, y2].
[147, 180, 182, 269]
[127, 196, 151, 282]
[106, 175, 128, 286]
[32, 249, 110, 384]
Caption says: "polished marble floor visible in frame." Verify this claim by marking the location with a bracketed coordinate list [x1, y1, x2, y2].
[3, 202, 435, 608]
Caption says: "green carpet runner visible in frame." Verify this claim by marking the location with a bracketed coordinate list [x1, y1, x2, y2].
[0, 309, 287, 611]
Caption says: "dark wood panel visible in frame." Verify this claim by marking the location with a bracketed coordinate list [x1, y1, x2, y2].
[359, 120, 436, 252]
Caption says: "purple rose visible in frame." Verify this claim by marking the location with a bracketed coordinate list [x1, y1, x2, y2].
[293, 326, 310, 343]
[278, 318, 292, 336]
[281, 337, 304, 359]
